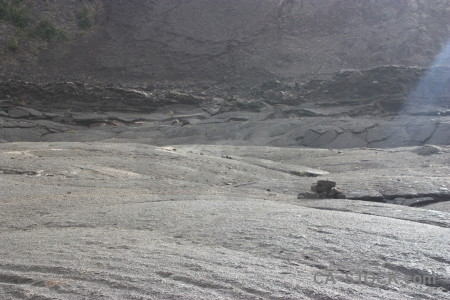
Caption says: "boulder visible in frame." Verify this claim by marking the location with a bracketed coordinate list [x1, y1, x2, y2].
[303, 180, 345, 199]
[414, 145, 442, 156]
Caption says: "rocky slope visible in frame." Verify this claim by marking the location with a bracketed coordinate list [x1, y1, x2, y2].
[1, 0, 450, 84]
[1, 66, 449, 148]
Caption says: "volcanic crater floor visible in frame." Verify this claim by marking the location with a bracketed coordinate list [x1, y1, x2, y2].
[0, 142, 449, 299]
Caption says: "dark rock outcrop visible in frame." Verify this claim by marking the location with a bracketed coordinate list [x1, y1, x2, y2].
[1, 66, 450, 148]
[0, 81, 160, 113]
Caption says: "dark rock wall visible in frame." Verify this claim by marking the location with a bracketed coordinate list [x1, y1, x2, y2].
[1, 0, 450, 84]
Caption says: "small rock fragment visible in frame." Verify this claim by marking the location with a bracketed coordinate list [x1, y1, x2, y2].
[299, 180, 345, 199]
[414, 145, 442, 156]
[171, 119, 190, 126]
[315, 180, 336, 192]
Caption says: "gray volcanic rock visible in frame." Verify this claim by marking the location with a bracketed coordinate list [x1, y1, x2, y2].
[0, 142, 449, 299]
[5, 114, 447, 149]
[1, 66, 449, 148]
[303, 180, 346, 199]
[414, 145, 443, 156]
